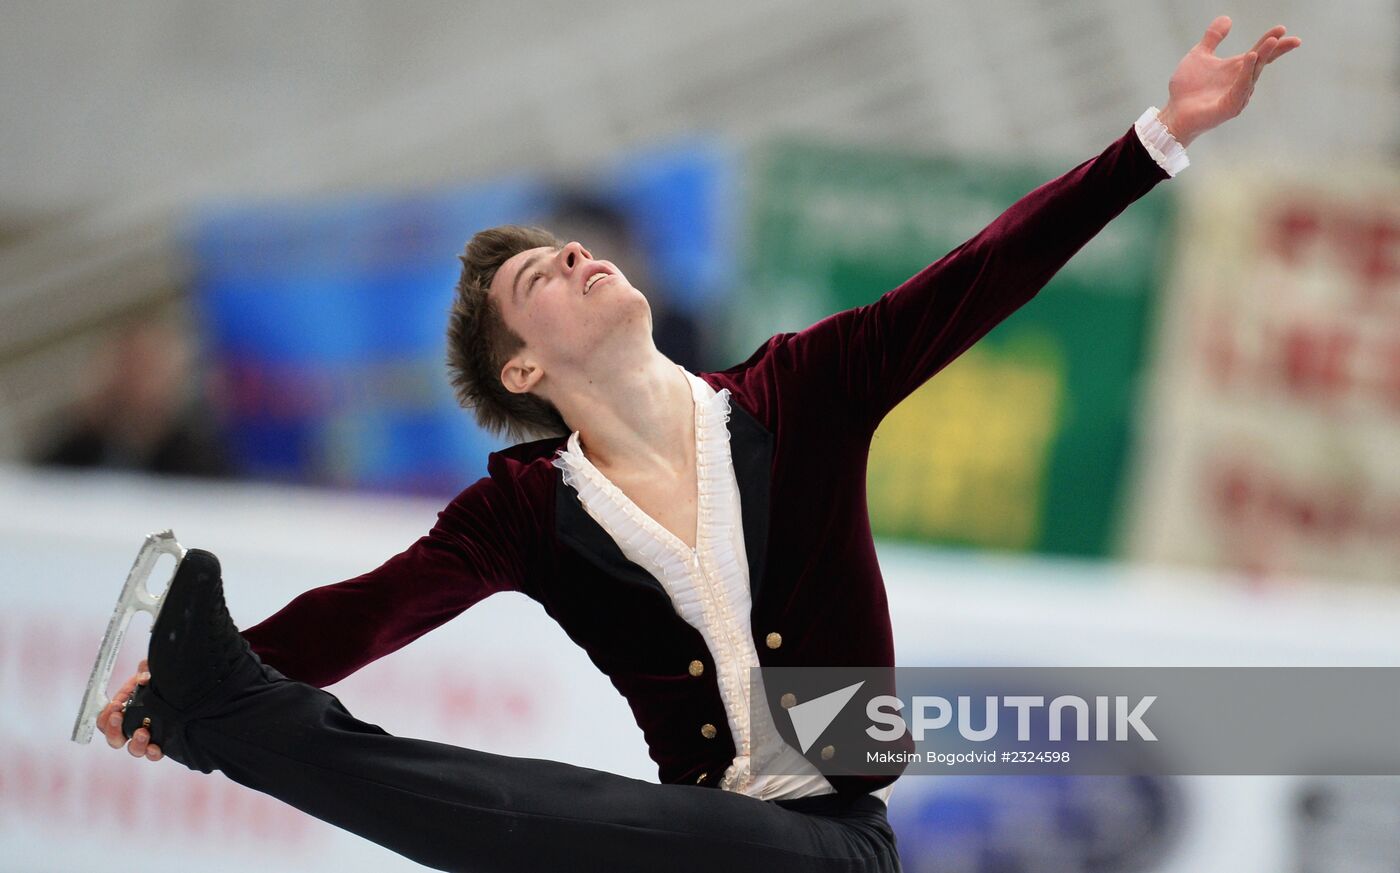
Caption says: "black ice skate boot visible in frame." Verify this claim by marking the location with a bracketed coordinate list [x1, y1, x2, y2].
[120, 548, 265, 772]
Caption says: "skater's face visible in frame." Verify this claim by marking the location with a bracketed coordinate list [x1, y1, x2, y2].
[489, 240, 651, 397]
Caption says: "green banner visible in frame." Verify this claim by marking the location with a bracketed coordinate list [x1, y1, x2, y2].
[734, 140, 1175, 557]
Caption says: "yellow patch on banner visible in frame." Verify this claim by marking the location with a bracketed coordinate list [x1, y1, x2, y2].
[868, 334, 1065, 550]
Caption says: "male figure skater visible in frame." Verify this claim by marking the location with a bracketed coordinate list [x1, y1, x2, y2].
[93, 17, 1298, 872]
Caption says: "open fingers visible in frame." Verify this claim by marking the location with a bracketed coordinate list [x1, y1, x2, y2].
[1249, 25, 1286, 56]
[1251, 37, 1277, 84]
[1261, 36, 1302, 69]
[1199, 15, 1231, 54]
[1251, 34, 1303, 86]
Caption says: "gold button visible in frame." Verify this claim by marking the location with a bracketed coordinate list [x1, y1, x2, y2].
[820, 744, 836, 761]
[696, 772, 708, 784]
[701, 723, 718, 739]
[765, 632, 783, 649]
[780, 692, 797, 709]
[688, 659, 704, 677]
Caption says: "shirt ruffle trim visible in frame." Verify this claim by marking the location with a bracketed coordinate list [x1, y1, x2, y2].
[1134, 105, 1190, 178]
[552, 373, 759, 788]
[551, 373, 735, 577]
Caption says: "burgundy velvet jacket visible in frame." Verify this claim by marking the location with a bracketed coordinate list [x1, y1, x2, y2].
[241, 125, 1172, 794]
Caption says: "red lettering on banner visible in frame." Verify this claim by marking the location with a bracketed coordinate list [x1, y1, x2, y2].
[1268, 203, 1323, 266]
[10, 605, 547, 735]
[437, 680, 479, 722]
[1208, 460, 1400, 547]
[503, 690, 533, 721]
[1266, 201, 1400, 306]
[1, 609, 156, 709]
[1198, 310, 1400, 414]
[186, 776, 213, 835]
[47, 760, 71, 813]
[430, 671, 538, 729]
[1355, 213, 1400, 301]
[1278, 323, 1357, 399]
[0, 745, 315, 846]
[22, 615, 58, 679]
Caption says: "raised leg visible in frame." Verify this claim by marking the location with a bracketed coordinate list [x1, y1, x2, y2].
[178, 673, 897, 872]
[117, 551, 899, 873]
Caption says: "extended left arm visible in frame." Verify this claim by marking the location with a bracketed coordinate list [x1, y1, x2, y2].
[766, 16, 1299, 431]
[778, 121, 1176, 430]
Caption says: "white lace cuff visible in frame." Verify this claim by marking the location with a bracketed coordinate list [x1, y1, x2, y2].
[1134, 105, 1190, 177]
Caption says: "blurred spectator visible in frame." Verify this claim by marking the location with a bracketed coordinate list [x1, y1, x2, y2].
[543, 192, 710, 372]
[34, 317, 233, 478]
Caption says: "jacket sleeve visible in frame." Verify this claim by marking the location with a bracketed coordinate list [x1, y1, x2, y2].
[767, 123, 1172, 432]
[239, 470, 533, 688]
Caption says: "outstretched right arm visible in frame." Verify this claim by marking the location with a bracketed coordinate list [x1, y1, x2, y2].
[97, 470, 536, 760]
[242, 473, 533, 687]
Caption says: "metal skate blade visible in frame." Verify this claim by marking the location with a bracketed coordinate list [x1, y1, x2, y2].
[71, 529, 187, 744]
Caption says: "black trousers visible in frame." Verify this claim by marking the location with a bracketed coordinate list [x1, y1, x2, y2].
[160, 654, 902, 873]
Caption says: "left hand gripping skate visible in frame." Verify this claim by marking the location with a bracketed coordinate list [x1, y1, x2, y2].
[74, 532, 258, 771]
[71, 530, 186, 745]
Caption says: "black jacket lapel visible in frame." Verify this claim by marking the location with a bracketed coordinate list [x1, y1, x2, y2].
[555, 473, 670, 599]
[552, 399, 772, 604]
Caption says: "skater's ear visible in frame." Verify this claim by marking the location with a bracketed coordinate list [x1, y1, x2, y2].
[500, 354, 544, 397]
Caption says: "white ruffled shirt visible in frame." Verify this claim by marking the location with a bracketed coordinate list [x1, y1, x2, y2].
[554, 365, 872, 803]
[553, 109, 1188, 806]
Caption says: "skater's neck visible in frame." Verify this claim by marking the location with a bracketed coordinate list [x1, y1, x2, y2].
[552, 349, 695, 477]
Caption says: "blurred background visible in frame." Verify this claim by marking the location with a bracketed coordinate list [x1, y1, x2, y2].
[2, 1, 1397, 870]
